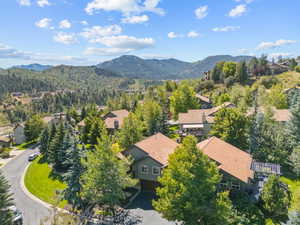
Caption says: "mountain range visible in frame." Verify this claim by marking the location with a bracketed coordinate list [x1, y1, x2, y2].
[97, 55, 253, 79]
[10, 54, 253, 80]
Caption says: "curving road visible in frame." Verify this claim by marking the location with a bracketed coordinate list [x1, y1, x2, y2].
[1, 148, 52, 225]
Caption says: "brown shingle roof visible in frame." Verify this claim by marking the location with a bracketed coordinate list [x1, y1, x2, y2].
[178, 110, 206, 124]
[135, 133, 179, 166]
[206, 102, 236, 116]
[247, 107, 291, 122]
[104, 109, 130, 129]
[195, 94, 211, 104]
[197, 137, 254, 183]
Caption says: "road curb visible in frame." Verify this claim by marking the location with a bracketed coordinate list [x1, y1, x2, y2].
[20, 163, 53, 210]
[0, 149, 27, 170]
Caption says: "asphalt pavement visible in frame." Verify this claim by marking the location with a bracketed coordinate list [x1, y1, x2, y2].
[1, 148, 52, 225]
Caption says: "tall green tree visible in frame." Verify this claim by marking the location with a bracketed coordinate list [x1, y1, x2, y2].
[261, 175, 291, 223]
[118, 113, 143, 149]
[211, 61, 225, 82]
[0, 171, 13, 225]
[39, 127, 50, 156]
[170, 84, 199, 120]
[88, 117, 106, 146]
[210, 108, 249, 150]
[289, 147, 300, 177]
[153, 136, 235, 225]
[24, 115, 45, 141]
[223, 62, 237, 78]
[141, 100, 164, 136]
[80, 134, 136, 213]
[287, 100, 300, 148]
[235, 61, 248, 84]
[48, 122, 65, 167]
[64, 139, 84, 210]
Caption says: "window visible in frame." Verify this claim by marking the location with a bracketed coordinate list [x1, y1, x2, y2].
[231, 182, 240, 190]
[152, 166, 161, 175]
[141, 165, 149, 174]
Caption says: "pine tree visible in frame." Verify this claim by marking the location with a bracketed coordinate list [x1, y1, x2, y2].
[39, 127, 50, 156]
[49, 122, 65, 168]
[0, 171, 14, 225]
[235, 61, 248, 84]
[88, 118, 106, 146]
[153, 136, 235, 225]
[287, 100, 300, 148]
[64, 138, 84, 210]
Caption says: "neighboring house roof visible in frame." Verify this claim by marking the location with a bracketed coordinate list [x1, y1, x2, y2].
[206, 102, 236, 116]
[195, 94, 211, 104]
[0, 136, 11, 143]
[247, 107, 291, 122]
[178, 110, 206, 124]
[78, 120, 85, 127]
[197, 137, 254, 183]
[104, 109, 130, 129]
[134, 133, 179, 166]
[178, 102, 235, 125]
[42, 116, 55, 124]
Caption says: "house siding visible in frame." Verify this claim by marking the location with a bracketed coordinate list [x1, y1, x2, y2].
[133, 157, 162, 182]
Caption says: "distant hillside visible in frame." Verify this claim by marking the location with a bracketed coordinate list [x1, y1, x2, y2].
[11, 63, 53, 71]
[97, 55, 253, 79]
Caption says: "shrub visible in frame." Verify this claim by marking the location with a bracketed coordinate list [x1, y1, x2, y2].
[295, 66, 300, 73]
[0, 148, 11, 159]
[197, 80, 214, 92]
[224, 76, 236, 87]
[260, 76, 279, 89]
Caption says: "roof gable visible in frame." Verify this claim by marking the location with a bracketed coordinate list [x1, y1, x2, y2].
[197, 137, 254, 183]
[134, 133, 179, 166]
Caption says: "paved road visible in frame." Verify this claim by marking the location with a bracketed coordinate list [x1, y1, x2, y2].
[1, 148, 52, 225]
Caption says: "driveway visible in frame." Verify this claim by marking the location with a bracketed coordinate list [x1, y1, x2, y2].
[128, 192, 176, 225]
[1, 148, 52, 225]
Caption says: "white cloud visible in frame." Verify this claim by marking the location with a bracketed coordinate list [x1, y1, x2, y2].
[228, 4, 247, 17]
[53, 32, 78, 45]
[212, 26, 240, 32]
[195, 5, 208, 19]
[0, 43, 91, 65]
[187, 31, 199, 38]
[85, 0, 164, 16]
[122, 14, 149, 24]
[238, 48, 249, 54]
[81, 21, 88, 26]
[19, 0, 31, 6]
[84, 47, 131, 56]
[168, 32, 179, 39]
[256, 39, 297, 50]
[235, 0, 254, 4]
[268, 52, 292, 59]
[81, 25, 122, 41]
[91, 35, 155, 50]
[35, 18, 52, 29]
[59, 19, 72, 29]
[37, 0, 50, 7]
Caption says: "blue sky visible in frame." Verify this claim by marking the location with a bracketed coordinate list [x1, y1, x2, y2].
[0, 0, 299, 67]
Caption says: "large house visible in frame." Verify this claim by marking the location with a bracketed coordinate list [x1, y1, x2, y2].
[123, 133, 179, 191]
[124, 133, 280, 193]
[103, 109, 130, 131]
[178, 102, 236, 138]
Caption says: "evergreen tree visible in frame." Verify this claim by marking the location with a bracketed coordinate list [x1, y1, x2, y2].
[153, 136, 235, 225]
[80, 134, 136, 213]
[235, 61, 248, 84]
[48, 122, 65, 168]
[64, 139, 84, 210]
[39, 127, 50, 156]
[222, 62, 237, 78]
[261, 175, 291, 223]
[142, 100, 164, 136]
[88, 118, 106, 146]
[287, 100, 300, 148]
[289, 147, 300, 177]
[0, 171, 14, 225]
[118, 113, 143, 149]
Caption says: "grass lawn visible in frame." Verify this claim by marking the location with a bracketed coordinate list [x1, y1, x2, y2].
[24, 156, 68, 208]
[15, 140, 37, 150]
[281, 176, 300, 211]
